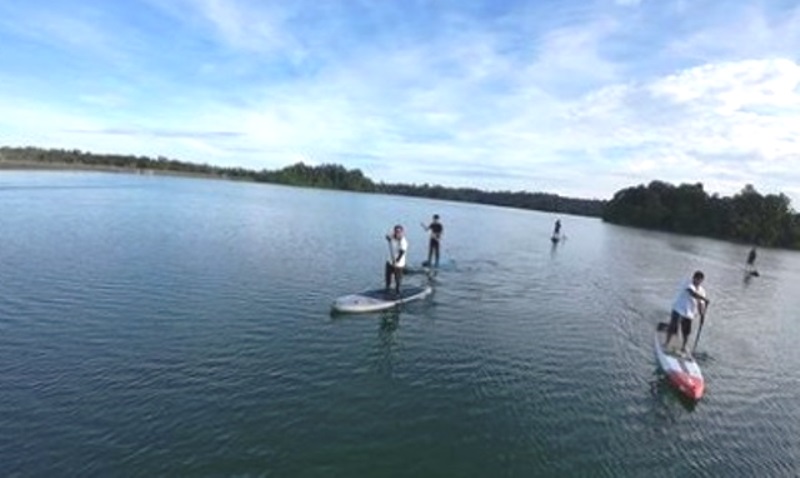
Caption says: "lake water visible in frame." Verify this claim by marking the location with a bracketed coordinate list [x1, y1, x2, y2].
[2, 171, 800, 477]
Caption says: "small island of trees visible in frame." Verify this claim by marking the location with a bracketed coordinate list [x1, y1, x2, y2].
[602, 181, 800, 249]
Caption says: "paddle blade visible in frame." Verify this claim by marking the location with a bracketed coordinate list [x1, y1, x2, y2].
[656, 322, 670, 332]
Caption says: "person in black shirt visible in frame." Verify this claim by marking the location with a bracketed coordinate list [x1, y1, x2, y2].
[421, 214, 443, 267]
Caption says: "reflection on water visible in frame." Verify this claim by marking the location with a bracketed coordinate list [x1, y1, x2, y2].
[375, 311, 400, 377]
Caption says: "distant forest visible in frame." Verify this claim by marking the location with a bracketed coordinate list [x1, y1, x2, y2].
[0, 146, 604, 217]
[3, 147, 799, 249]
[603, 181, 800, 249]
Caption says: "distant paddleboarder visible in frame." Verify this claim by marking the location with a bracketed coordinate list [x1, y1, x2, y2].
[551, 219, 562, 243]
[746, 247, 758, 275]
[421, 214, 443, 267]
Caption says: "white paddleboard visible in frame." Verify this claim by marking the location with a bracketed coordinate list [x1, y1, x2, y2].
[402, 265, 431, 275]
[405, 258, 455, 275]
[421, 258, 455, 270]
[331, 285, 433, 314]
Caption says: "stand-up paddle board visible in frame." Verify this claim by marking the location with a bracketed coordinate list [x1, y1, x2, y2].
[421, 258, 455, 269]
[654, 323, 704, 400]
[404, 258, 456, 275]
[332, 285, 433, 314]
[403, 265, 431, 275]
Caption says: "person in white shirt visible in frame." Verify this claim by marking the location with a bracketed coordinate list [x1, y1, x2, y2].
[665, 270, 711, 353]
[385, 225, 407, 295]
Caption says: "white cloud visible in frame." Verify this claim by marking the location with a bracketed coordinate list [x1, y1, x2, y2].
[188, 0, 297, 55]
[549, 59, 800, 202]
[0, 3, 136, 65]
[666, 4, 800, 62]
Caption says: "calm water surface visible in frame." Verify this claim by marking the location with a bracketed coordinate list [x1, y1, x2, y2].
[1, 171, 800, 477]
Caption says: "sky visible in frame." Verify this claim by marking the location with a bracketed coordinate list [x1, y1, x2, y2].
[2, 0, 800, 203]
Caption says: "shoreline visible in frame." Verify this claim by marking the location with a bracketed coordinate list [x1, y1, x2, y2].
[0, 159, 241, 182]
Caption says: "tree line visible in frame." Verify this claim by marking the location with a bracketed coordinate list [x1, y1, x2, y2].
[4, 147, 799, 248]
[379, 182, 605, 217]
[0, 146, 604, 217]
[602, 180, 800, 249]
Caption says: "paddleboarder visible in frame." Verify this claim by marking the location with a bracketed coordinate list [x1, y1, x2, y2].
[385, 225, 407, 295]
[746, 246, 757, 273]
[551, 219, 563, 244]
[664, 271, 710, 353]
[421, 214, 443, 267]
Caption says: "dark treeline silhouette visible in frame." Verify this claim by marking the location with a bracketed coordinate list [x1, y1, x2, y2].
[6, 147, 800, 247]
[379, 182, 605, 217]
[0, 146, 604, 217]
[603, 180, 800, 249]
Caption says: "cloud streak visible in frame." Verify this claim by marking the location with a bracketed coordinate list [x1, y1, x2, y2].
[65, 128, 243, 139]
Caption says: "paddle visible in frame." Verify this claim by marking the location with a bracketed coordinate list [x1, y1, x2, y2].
[386, 234, 395, 267]
[693, 301, 709, 353]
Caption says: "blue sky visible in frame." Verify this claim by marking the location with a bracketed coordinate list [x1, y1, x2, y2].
[2, 0, 800, 202]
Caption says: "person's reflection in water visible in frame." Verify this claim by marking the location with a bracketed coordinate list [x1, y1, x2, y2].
[375, 309, 400, 376]
[380, 310, 399, 336]
[744, 270, 755, 286]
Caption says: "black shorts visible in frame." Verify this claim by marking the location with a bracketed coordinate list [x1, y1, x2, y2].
[668, 310, 692, 337]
